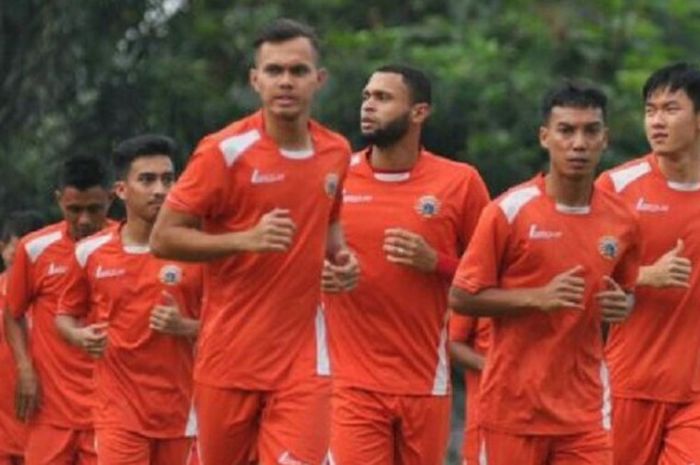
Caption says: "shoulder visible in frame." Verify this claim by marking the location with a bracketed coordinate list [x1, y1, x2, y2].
[194, 112, 266, 168]
[493, 180, 543, 224]
[74, 227, 118, 268]
[20, 222, 66, 264]
[599, 155, 653, 194]
[310, 120, 352, 156]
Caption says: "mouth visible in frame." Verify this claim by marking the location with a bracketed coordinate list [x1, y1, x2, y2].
[650, 133, 668, 143]
[566, 157, 590, 168]
[274, 95, 297, 105]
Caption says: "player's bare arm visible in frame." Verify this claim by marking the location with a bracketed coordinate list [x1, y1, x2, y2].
[449, 265, 586, 317]
[150, 206, 296, 261]
[323, 221, 359, 292]
[149, 291, 200, 337]
[383, 228, 438, 272]
[637, 239, 691, 288]
[449, 341, 485, 372]
[55, 315, 108, 358]
[3, 311, 40, 422]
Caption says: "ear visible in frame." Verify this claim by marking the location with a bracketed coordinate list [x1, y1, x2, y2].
[249, 67, 259, 93]
[602, 126, 610, 150]
[411, 103, 431, 125]
[316, 67, 328, 89]
[539, 126, 549, 150]
[113, 180, 127, 201]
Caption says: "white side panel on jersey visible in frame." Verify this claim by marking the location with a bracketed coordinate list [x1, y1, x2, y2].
[599, 361, 612, 431]
[431, 322, 450, 396]
[479, 438, 488, 465]
[75, 233, 113, 268]
[349, 153, 362, 166]
[498, 186, 541, 224]
[609, 161, 651, 193]
[315, 304, 331, 376]
[219, 129, 261, 167]
[184, 403, 198, 437]
[25, 231, 62, 263]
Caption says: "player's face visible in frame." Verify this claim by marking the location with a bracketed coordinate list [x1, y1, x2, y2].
[360, 72, 413, 148]
[115, 155, 174, 223]
[250, 37, 326, 122]
[1, 236, 19, 268]
[57, 186, 111, 240]
[645, 88, 700, 157]
[540, 106, 608, 180]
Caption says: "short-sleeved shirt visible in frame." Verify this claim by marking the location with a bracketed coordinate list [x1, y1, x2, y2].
[165, 111, 351, 389]
[0, 272, 28, 455]
[57, 223, 202, 438]
[323, 149, 489, 395]
[5, 221, 97, 428]
[452, 174, 641, 435]
[597, 153, 700, 402]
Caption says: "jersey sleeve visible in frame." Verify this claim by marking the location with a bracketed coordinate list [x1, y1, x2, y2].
[612, 219, 642, 293]
[166, 139, 229, 219]
[5, 241, 33, 318]
[458, 169, 491, 252]
[449, 312, 476, 343]
[329, 142, 352, 225]
[452, 202, 511, 294]
[594, 171, 615, 193]
[57, 251, 91, 318]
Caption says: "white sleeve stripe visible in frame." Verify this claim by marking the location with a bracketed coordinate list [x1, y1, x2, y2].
[219, 129, 261, 167]
[75, 234, 112, 267]
[498, 186, 541, 224]
[609, 162, 651, 193]
[25, 231, 62, 263]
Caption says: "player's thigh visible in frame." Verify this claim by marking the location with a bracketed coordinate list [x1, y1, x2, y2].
[551, 429, 611, 465]
[659, 400, 700, 465]
[396, 395, 451, 465]
[480, 428, 548, 465]
[259, 376, 331, 465]
[194, 383, 261, 465]
[24, 424, 74, 465]
[611, 397, 666, 465]
[95, 428, 149, 465]
[152, 437, 193, 465]
[329, 387, 395, 465]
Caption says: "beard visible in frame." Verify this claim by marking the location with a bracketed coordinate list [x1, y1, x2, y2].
[362, 112, 410, 148]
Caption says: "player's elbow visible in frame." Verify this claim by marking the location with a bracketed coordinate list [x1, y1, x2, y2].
[448, 286, 479, 316]
[149, 225, 171, 259]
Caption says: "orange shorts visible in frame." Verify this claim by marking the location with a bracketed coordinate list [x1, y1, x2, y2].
[612, 397, 700, 465]
[95, 428, 192, 465]
[480, 427, 611, 465]
[0, 456, 22, 465]
[24, 424, 95, 465]
[329, 387, 451, 465]
[194, 376, 331, 465]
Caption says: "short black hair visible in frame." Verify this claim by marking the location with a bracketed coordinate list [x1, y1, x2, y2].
[643, 62, 700, 113]
[375, 64, 432, 105]
[253, 18, 320, 59]
[58, 155, 111, 191]
[541, 81, 607, 123]
[1, 210, 45, 242]
[112, 134, 177, 180]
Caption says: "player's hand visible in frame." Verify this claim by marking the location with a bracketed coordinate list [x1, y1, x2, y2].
[639, 239, 691, 288]
[535, 265, 586, 312]
[244, 208, 297, 252]
[596, 276, 633, 323]
[15, 363, 41, 422]
[324, 249, 360, 292]
[74, 322, 109, 358]
[383, 228, 437, 273]
[150, 291, 186, 335]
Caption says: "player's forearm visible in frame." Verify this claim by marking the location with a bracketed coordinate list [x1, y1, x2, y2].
[54, 314, 84, 347]
[449, 286, 540, 317]
[3, 311, 33, 371]
[636, 265, 657, 286]
[176, 318, 200, 338]
[449, 341, 485, 371]
[325, 222, 347, 258]
[150, 225, 254, 262]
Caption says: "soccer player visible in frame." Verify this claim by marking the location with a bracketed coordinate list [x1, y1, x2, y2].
[149, 19, 358, 465]
[55, 135, 201, 465]
[596, 62, 700, 465]
[448, 314, 489, 465]
[4, 157, 111, 465]
[1, 211, 44, 465]
[322, 65, 490, 465]
[448, 83, 641, 465]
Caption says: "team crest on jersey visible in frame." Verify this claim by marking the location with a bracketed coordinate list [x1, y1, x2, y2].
[415, 195, 441, 218]
[159, 264, 183, 285]
[598, 236, 619, 260]
[324, 173, 340, 198]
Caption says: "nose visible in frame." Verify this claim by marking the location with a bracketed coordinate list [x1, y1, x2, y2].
[153, 179, 168, 196]
[572, 130, 586, 150]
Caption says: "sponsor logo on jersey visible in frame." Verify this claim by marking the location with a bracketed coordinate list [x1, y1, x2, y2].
[598, 236, 619, 260]
[415, 195, 440, 218]
[251, 169, 285, 184]
[95, 265, 126, 279]
[47, 262, 68, 276]
[159, 264, 182, 285]
[325, 173, 340, 198]
[343, 190, 373, 203]
[528, 224, 562, 239]
[635, 197, 669, 213]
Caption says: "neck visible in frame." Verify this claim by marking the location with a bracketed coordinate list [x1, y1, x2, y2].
[544, 171, 593, 207]
[656, 142, 700, 183]
[121, 213, 153, 247]
[263, 109, 312, 150]
[369, 135, 421, 171]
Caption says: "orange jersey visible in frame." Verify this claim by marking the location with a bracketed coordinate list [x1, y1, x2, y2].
[597, 153, 700, 402]
[5, 221, 97, 428]
[57, 223, 202, 438]
[165, 111, 351, 390]
[0, 272, 27, 456]
[452, 174, 641, 434]
[323, 150, 490, 395]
